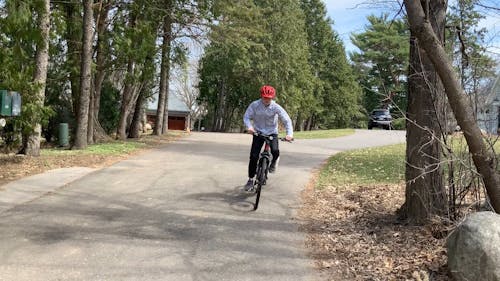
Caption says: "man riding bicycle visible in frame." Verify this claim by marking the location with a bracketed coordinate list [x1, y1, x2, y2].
[243, 85, 294, 191]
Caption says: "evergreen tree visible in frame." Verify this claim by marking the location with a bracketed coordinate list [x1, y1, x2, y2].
[300, 0, 362, 129]
[350, 14, 409, 115]
[199, 0, 314, 132]
[22, 0, 51, 156]
[0, 0, 53, 153]
[199, 0, 266, 131]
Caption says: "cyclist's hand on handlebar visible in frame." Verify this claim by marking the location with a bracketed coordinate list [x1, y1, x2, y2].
[285, 135, 293, 142]
[247, 127, 255, 134]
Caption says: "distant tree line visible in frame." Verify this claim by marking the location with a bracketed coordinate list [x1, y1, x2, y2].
[198, 0, 362, 132]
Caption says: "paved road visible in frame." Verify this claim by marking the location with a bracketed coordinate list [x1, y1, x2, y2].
[0, 130, 405, 281]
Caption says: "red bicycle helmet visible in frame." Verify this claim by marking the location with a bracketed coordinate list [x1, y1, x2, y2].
[260, 85, 276, 99]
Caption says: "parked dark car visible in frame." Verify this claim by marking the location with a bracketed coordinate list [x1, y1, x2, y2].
[368, 109, 393, 130]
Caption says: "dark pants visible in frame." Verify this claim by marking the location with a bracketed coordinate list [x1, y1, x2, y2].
[248, 134, 279, 178]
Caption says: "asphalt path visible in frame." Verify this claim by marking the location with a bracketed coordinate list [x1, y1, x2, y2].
[0, 129, 405, 281]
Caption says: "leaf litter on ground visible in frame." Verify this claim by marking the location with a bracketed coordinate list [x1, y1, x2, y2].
[299, 181, 449, 281]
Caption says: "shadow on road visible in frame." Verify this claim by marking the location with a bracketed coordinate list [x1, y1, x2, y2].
[184, 186, 261, 213]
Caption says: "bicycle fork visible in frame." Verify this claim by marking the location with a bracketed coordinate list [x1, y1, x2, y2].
[258, 145, 272, 185]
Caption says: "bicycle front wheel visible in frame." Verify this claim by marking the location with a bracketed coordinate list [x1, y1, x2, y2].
[254, 158, 268, 210]
[253, 183, 262, 210]
[258, 158, 268, 184]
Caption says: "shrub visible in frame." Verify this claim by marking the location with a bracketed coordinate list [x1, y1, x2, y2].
[392, 118, 406, 130]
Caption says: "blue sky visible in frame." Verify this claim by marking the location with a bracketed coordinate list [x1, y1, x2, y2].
[323, 0, 500, 59]
[322, 0, 402, 54]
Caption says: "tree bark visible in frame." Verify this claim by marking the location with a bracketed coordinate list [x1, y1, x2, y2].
[128, 85, 146, 138]
[116, 59, 136, 140]
[401, 0, 448, 223]
[64, 1, 81, 117]
[87, 82, 95, 144]
[404, 0, 500, 213]
[91, 1, 111, 143]
[74, 0, 94, 149]
[23, 0, 50, 156]
[155, 9, 173, 135]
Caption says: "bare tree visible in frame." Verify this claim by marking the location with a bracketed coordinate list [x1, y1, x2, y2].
[404, 0, 500, 213]
[172, 60, 206, 130]
[74, 0, 94, 149]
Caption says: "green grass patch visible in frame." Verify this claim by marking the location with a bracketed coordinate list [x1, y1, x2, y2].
[317, 143, 406, 189]
[41, 141, 146, 156]
[284, 129, 355, 139]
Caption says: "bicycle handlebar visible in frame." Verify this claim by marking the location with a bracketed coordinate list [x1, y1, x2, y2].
[252, 131, 294, 142]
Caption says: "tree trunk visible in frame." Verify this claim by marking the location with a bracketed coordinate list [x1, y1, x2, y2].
[129, 84, 146, 138]
[87, 84, 95, 144]
[64, 1, 81, 117]
[22, 0, 50, 156]
[155, 7, 173, 135]
[89, 1, 111, 142]
[74, 0, 94, 149]
[401, 0, 448, 223]
[306, 116, 313, 131]
[116, 59, 136, 140]
[404, 0, 500, 213]
[213, 80, 226, 132]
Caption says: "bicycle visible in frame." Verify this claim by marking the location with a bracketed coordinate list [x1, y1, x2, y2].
[251, 132, 292, 211]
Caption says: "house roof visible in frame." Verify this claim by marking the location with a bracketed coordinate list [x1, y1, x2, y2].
[168, 94, 190, 112]
[148, 93, 190, 113]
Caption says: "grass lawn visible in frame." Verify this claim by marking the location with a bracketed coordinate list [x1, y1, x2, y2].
[42, 141, 147, 156]
[40, 131, 186, 157]
[282, 128, 355, 139]
[317, 143, 406, 188]
[315, 135, 500, 190]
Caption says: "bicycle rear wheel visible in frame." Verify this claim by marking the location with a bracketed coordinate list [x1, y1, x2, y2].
[254, 158, 268, 210]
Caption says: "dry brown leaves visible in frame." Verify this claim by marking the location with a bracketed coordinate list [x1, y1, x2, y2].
[299, 182, 449, 281]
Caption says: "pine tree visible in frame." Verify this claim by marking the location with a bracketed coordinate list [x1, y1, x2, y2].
[199, 0, 314, 131]
[351, 14, 409, 115]
[300, 0, 362, 129]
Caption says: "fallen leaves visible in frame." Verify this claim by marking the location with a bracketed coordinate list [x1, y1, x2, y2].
[299, 183, 449, 280]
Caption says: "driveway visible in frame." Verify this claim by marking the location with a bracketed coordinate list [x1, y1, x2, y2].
[0, 130, 405, 281]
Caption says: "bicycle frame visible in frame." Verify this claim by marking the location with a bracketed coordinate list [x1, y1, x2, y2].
[255, 133, 273, 185]
[253, 132, 274, 210]
[251, 132, 292, 211]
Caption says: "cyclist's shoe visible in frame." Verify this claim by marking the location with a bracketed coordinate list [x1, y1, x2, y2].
[244, 179, 255, 192]
[269, 163, 276, 173]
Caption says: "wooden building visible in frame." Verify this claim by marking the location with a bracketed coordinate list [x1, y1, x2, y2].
[146, 94, 190, 131]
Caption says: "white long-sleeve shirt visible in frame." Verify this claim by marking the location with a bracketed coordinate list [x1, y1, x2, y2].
[243, 99, 293, 137]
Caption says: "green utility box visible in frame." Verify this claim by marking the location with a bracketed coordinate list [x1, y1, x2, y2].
[0, 90, 12, 116]
[58, 123, 69, 147]
[0, 90, 21, 116]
